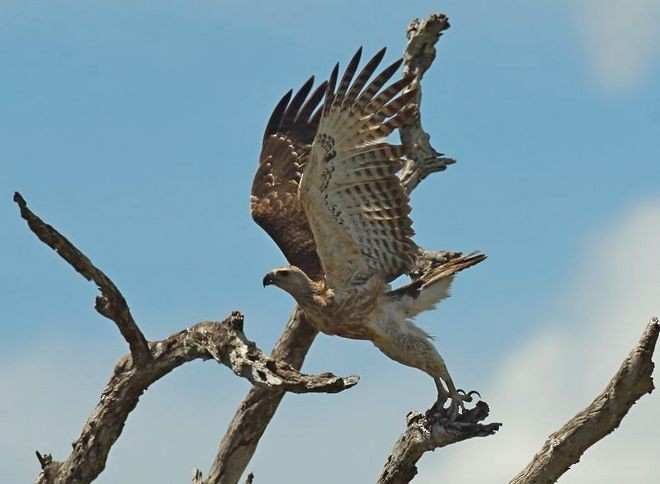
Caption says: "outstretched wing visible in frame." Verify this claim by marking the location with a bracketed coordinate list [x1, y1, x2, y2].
[300, 48, 418, 289]
[251, 77, 326, 280]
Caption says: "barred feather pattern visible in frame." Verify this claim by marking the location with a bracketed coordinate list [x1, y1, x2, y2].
[300, 47, 419, 288]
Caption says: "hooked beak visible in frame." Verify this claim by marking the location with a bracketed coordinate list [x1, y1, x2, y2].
[262, 272, 274, 287]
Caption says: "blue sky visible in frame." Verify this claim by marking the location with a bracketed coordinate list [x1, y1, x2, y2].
[2, 1, 659, 483]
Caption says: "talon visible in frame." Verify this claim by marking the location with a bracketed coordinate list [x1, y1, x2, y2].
[455, 388, 477, 403]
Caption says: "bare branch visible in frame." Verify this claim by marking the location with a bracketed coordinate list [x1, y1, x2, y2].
[510, 317, 659, 484]
[34, 312, 357, 484]
[378, 402, 501, 484]
[13, 192, 151, 366]
[399, 13, 455, 194]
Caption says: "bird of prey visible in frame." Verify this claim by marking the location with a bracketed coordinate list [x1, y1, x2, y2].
[251, 47, 484, 414]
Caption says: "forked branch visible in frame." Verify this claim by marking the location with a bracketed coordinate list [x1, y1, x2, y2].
[13, 193, 357, 484]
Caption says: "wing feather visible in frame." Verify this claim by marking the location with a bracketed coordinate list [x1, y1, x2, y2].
[251, 78, 327, 280]
[300, 48, 418, 288]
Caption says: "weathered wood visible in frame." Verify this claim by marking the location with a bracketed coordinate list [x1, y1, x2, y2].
[399, 13, 456, 194]
[378, 402, 500, 484]
[203, 307, 316, 484]
[14, 192, 152, 366]
[32, 312, 356, 484]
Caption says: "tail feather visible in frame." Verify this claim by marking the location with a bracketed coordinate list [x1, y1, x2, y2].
[387, 252, 486, 317]
[419, 252, 486, 289]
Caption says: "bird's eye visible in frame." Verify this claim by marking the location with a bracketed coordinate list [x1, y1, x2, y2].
[281, 272, 290, 277]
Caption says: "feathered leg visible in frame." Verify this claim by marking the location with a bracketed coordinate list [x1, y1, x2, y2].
[372, 318, 472, 418]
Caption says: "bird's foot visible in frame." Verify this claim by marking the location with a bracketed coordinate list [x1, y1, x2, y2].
[427, 388, 481, 420]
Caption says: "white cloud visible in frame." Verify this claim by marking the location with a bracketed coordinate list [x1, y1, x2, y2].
[420, 199, 660, 483]
[574, 0, 660, 90]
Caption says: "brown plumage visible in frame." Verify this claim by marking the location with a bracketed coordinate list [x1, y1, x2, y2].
[252, 48, 484, 416]
[250, 76, 326, 280]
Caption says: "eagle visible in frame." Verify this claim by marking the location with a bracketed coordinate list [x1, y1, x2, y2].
[251, 47, 484, 415]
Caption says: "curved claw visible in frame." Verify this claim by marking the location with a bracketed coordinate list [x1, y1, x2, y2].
[467, 390, 481, 400]
[456, 389, 482, 402]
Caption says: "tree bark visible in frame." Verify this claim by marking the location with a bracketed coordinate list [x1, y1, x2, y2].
[203, 308, 317, 484]
[378, 402, 500, 484]
[399, 13, 456, 194]
[14, 192, 151, 366]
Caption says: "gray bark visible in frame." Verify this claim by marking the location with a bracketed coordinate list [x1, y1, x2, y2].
[378, 402, 500, 484]
[202, 308, 317, 484]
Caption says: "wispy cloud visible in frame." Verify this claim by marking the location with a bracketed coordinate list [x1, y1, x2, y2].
[574, 0, 660, 90]
[421, 199, 660, 483]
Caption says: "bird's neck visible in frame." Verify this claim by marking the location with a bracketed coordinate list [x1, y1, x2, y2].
[290, 280, 332, 312]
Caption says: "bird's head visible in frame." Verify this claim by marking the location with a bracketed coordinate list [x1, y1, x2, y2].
[262, 266, 314, 298]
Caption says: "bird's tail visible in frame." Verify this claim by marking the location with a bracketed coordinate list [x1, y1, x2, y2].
[417, 252, 486, 289]
[386, 251, 486, 317]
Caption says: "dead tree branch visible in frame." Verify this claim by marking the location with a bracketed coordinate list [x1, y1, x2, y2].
[510, 317, 659, 484]
[33, 314, 356, 484]
[13, 191, 151, 366]
[14, 193, 356, 484]
[399, 13, 456, 194]
[378, 402, 501, 484]
[205, 13, 459, 484]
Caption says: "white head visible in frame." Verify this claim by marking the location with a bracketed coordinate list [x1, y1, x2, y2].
[262, 265, 315, 300]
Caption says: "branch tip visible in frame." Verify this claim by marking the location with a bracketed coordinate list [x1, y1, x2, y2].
[35, 450, 51, 469]
[229, 311, 245, 332]
[192, 468, 203, 484]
